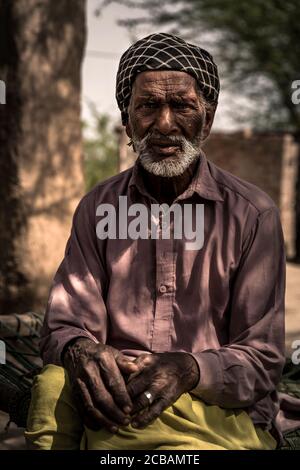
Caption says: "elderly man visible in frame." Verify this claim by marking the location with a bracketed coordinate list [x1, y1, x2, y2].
[25, 33, 285, 450]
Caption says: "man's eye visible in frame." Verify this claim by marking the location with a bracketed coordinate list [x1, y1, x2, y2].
[142, 102, 158, 109]
[173, 102, 189, 109]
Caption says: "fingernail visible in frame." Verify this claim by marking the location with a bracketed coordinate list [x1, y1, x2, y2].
[123, 418, 130, 425]
[123, 406, 132, 414]
[132, 421, 138, 428]
[110, 426, 118, 433]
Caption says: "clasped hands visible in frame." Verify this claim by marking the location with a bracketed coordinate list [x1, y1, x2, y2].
[63, 338, 199, 433]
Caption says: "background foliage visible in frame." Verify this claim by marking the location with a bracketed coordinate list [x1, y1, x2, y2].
[83, 105, 119, 191]
[100, 0, 300, 130]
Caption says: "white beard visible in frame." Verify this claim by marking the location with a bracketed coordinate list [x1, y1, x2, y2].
[133, 133, 202, 178]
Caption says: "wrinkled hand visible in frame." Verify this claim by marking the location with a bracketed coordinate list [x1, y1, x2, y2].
[127, 352, 199, 429]
[63, 338, 139, 433]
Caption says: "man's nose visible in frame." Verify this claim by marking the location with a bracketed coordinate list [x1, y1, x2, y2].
[154, 105, 178, 135]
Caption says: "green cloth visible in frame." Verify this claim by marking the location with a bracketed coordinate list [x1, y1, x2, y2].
[24, 365, 276, 450]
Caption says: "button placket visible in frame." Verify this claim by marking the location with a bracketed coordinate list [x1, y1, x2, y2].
[152, 235, 175, 352]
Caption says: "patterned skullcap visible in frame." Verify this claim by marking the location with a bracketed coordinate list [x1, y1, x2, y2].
[116, 32, 220, 124]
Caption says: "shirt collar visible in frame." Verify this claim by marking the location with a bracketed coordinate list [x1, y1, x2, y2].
[129, 150, 224, 203]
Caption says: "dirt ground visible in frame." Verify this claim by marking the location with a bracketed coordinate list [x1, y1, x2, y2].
[1, 262, 299, 450]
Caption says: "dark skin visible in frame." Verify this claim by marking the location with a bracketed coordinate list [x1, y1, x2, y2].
[63, 338, 138, 433]
[64, 70, 216, 433]
[127, 70, 216, 204]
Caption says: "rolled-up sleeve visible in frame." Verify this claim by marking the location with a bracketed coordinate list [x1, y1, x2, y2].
[190, 206, 286, 408]
[40, 194, 108, 365]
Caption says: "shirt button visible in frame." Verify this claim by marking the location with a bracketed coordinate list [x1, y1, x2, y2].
[159, 285, 167, 294]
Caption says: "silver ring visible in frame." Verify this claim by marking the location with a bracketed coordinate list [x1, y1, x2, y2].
[144, 390, 154, 405]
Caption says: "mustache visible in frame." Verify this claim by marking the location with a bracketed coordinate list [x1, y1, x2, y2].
[131, 130, 202, 154]
[143, 132, 185, 147]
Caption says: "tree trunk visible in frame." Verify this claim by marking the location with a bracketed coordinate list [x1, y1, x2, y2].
[0, 0, 86, 313]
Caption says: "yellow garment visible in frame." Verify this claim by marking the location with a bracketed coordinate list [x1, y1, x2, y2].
[25, 365, 277, 450]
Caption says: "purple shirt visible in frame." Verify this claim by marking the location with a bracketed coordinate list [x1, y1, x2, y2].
[41, 151, 286, 432]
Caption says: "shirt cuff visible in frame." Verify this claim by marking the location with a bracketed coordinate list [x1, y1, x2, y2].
[187, 350, 224, 404]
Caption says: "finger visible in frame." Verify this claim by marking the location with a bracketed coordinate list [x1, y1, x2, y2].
[115, 354, 140, 374]
[126, 353, 154, 382]
[126, 367, 152, 399]
[131, 387, 159, 415]
[82, 363, 131, 426]
[72, 387, 100, 431]
[132, 398, 169, 429]
[125, 354, 154, 382]
[132, 353, 153, 368]
[97, 350, 134, 413]
[74, 378, 120, 433]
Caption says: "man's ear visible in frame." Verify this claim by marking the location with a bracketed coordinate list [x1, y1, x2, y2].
[201, 105, 216, 141]
[125, 121, 132, 139]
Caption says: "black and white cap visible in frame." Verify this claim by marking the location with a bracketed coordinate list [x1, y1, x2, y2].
[116, 32, 220, 124]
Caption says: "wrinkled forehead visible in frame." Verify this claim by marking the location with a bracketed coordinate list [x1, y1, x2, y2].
[131, 70, 199, 99]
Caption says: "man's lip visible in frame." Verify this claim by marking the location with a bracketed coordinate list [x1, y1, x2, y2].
[150, 141, 181, 147]
[152, 144, 181, 155]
